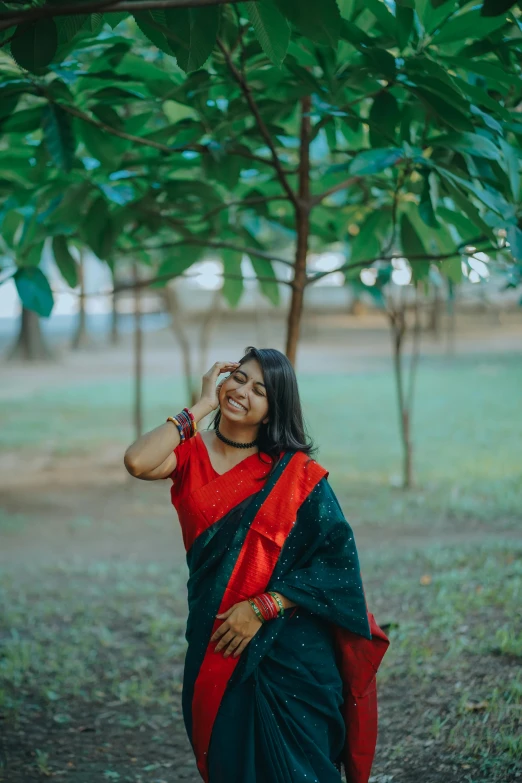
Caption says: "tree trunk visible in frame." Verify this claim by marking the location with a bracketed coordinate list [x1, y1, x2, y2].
[389, 309, 413, 489]
[163, 284, 198, 407]
[71, 252, 89, 350]
[111, 270, 120, 345]
[198, 288, 222, 383]
[427, 286, 442, 338]
[133, 262, 143, 439]
[285, 96, 311, 367]
[7, 306, 53, 361]
[446, 282, 457, 356]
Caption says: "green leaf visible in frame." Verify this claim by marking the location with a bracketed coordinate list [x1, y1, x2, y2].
[1, 106, 42, 133]
[105, 12, 129, 28]
[350, 211, 391, 264]
[11, 20, 58, 72]
[431, 132, 501, 161]
[164, 6, 219, 72]
[153, 245, 203, 287]
[411, 88, 473, 132]
[369, 93, 400, 147]
[249, 256, 280, 306]
[133, 11, 173, 56]
[83, 197, 114, 260]
[437, 176, 496, 242]
[419, 173, 439, 228]
[440, 256, 462, 284]
[433, 7, 508, 45]
[401, 212, 426, 257]
[222, 249, 243, 308]
[348, 148, 403, 176]
[42, 104, 75, 171]
[78, 119, 126, 168]
[507, 225, 522, 262]
[52, 235, 78, 288]
[14, 267, 54, 317]
[481, 0, 516, 16]
[338, 0, 355, 20]
[245, 1, 290, 67]
[396, 6, 414, 49]
[499, 139, 520, 202]
[365, 0, 397, 38]
[275, 0, 341, 46]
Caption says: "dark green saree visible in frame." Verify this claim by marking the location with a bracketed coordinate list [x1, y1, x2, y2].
[169, 432, 389, 783]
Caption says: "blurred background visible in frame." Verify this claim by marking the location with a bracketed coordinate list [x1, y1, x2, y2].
[1, 1, 522, 782]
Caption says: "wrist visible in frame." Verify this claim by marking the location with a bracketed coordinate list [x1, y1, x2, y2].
[191, 398, 215, 423]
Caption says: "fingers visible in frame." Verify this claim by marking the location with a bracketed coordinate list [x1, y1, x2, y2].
[214, 629, 236, 653]
[232, 638, 250, 658]
[210, 361, 240, 377]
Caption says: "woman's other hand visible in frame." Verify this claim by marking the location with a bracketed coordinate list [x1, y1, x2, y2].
[200, 361, 241, 412]
[211, 601, 263, 658]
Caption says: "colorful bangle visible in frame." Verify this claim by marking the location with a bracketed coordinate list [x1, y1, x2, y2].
[255, 594, 278, 621]
[268, 591, 285, 618]
[166, 408, 196, 441]
[248, 598, 265, 624]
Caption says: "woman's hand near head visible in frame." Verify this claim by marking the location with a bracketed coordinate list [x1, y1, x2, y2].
[200, 361, 240, 412]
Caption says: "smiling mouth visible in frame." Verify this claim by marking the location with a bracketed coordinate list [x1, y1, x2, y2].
[227, 396, 248, 412]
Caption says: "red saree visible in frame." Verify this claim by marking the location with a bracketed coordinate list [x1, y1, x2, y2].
[169, 432, 390, 783]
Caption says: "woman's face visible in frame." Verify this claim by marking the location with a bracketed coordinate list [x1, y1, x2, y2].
[219, 358, 269, 426]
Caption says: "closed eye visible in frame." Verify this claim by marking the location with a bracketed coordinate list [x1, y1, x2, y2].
[233, 375, 265, 396]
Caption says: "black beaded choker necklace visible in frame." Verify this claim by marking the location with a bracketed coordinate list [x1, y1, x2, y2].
[216, 425, 258, 449]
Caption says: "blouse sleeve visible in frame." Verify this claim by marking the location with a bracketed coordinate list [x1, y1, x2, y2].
[169, 435, 194, 487]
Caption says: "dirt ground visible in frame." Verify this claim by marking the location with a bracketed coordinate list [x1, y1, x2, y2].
[1, 310, 521, 783]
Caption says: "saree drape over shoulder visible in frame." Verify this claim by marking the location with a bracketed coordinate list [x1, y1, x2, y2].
[169, 432, 390, 783]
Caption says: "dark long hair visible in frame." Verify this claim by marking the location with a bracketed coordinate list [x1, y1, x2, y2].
[209, 346, 317, 480]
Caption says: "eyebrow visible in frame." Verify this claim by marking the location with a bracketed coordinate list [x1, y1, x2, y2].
[234, 369, 266, 388]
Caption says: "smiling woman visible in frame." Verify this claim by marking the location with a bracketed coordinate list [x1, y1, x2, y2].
[123, 346, 389, 783]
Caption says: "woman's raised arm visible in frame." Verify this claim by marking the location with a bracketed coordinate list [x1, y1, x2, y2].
[123, 360, 240, 481]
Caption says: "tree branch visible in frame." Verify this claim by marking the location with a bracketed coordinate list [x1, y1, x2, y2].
[121, 238, 294, 267]
[311, 175, 363, 205]
[112, 268, 292, 293]
[44, 99, 294, 174]
[0, 0, 254, 32]
[305, 243, 497, 286]
[217, 38, 297, 207]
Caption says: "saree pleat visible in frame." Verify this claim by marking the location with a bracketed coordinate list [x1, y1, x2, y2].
[169, 437, 390, 783]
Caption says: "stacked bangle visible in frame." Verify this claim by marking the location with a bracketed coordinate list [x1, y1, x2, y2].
[248, 592, 284, 624]
[166, 407, 197, 442]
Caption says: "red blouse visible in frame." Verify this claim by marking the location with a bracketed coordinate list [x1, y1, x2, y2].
[169, 431, 275, 552]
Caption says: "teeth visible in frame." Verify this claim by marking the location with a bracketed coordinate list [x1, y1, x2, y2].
[228, 397, 246, 411]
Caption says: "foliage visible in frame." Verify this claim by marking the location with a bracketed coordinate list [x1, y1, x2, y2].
[0, 0, 521, 319]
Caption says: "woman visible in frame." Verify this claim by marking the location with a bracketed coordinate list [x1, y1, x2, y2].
[124, 346, 389, 783]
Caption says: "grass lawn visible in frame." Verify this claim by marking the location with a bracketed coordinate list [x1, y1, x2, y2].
[0, 540, 520, 782]
[1, 351, 520, 530]
[1, 349, 521, 781]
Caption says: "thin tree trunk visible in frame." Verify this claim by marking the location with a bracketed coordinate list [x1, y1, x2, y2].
[8, 306, 53, 361]
[133, 262, 143, 439]
[163, 284, 198, 406]
[446, 282, 457, 356]
[428, 285, 442, 338]
[111, 268, 120, 345]
[389, 306, 413, 489]
[72, 251, 89, 350]
[285, 96, 311, 367]
[198, 288, 222, 380]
